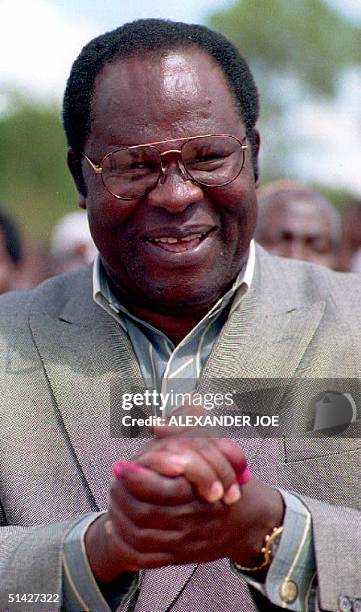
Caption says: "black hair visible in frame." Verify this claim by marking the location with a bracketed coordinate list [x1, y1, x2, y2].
[63, 18, 259, 179]
[0, 207, 23, 264]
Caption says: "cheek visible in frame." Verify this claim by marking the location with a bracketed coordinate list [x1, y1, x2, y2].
[210, 180, 258, 227]
[85, 194, 138, 248]
[0, 261, 14, 291]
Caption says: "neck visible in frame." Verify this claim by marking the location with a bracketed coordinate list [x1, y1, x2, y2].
[105, 274, 214, 344]
[126, 302, 210, 344]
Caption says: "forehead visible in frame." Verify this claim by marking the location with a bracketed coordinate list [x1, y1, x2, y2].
[268, 195, 332, 234]
[89, 47, 244, 147]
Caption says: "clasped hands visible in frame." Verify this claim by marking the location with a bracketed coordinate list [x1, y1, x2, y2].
[85, 406, 284, 584]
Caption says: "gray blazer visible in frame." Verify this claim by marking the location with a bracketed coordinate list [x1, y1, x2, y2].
[0, 246, 360, 611]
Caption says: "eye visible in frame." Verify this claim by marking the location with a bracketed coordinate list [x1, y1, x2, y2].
[193, 152, 223, 163]
[130, 161, 158, 171]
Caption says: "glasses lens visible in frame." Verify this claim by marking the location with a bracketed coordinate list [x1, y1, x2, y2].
[182, 136, 245, 187]
[102, 146, 161, 199]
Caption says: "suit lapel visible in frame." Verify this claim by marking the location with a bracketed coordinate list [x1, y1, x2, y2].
[198, 248, 326, 463]
[134, 565, 197, 612]
[29, 278, 147, 511]
[30, 274, 198, 609]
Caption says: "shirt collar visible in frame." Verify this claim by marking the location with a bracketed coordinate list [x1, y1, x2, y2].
[93, 239, 255, 323]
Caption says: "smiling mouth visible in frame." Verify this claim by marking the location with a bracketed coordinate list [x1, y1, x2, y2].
[145, 231, 212, 252]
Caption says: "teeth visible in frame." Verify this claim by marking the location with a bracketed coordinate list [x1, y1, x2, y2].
[154, 237, 179, 244]
[180, 233, 203, 242]
[153, 233, 204, 244]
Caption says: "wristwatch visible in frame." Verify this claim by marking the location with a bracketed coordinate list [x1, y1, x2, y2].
[231, 526, 284, 573]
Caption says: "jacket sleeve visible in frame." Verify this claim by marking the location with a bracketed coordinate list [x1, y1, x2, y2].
[0, 521, 69, 610]
[301, 495, 361, 612]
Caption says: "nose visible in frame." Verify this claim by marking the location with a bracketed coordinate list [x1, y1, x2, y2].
[146, 160, 204, 213]
[287, 240, 312, 262]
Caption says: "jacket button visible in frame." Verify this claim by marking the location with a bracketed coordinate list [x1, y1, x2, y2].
[279, 580, 298, 603]
[352, 599, 361, 612]
[339, 595, 353, 612]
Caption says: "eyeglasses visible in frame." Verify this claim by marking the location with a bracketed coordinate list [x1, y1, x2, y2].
[82, 134, 247, 200]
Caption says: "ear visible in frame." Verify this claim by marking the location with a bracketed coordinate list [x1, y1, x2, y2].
[253, 129, 261, 187]
[67, 148, 87, 209]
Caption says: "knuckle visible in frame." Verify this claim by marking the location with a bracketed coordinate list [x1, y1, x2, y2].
[131, 530, 158, 552]
[218, 464, 236, 486]
[129, 530, 147, 551]
[173, 501, 204, 518]
[171, 529, 192, 547]
[131, 502, 150, 526]
[159, 476, 183, 497]
[217, 438, 244, 459]
[131, 549, 148, 566]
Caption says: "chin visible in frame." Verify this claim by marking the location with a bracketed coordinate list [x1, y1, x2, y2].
[145, 279, 228, 313]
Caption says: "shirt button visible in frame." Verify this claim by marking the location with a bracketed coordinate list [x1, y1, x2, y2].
[338, 594, 353, 612]
[352, 599, 361, 612]
[279, 580, 298, 603]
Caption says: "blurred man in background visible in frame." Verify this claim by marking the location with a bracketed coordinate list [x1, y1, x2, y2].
[255, 181, 341, 269]
[338, 199, 361, 272]
[50, 210, 97, 274]
[0, 206, 23, 293]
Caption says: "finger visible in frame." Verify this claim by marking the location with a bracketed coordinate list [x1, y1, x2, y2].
[136, 449, 225, 503]
[213, 438, 248, 479]
[108, 504, 184, 553]
[153, 402, 209, 438]
[106, 536, 175, 571]
[111, 482, 214, 529]
[112, 460, 194, 504]
[238, 466, 252, 485]
[105, 512, 176, 569]
[193, 439, 241, 505]
[137, 439, 243, 504]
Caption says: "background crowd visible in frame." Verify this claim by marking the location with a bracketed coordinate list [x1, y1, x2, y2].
[1, 186, 361, 296]
[1, 0, 360, 294]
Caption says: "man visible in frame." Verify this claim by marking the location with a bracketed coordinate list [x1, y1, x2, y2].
[0, 19, 360, 612]
[50, 211, 97, 274]
[255, 181, 341, 269]
[0, 206, 23, 294]
[338, 200, 361, 272]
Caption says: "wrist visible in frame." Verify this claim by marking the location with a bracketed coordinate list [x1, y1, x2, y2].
[232, 526, 284, 575]
[231, 485, 285, 569]
[85, 513, 133, 584]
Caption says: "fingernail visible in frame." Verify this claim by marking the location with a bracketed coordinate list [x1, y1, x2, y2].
[207, 481, 224, 502]
[223, 483, 241, 505]
[112, 460, 129, 479]
[166, 460, 187, 475]
[238, 466, 251, 485]
[112, 460, 141, 479]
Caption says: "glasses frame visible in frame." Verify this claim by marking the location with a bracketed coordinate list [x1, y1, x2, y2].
[82, 133, 248, 200]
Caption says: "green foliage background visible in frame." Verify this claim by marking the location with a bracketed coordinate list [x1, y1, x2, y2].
[0, 96, 76, 242]
[0, 0, 360, 241]
[209, 0, 361, 187]
[209, 0, 361, 98]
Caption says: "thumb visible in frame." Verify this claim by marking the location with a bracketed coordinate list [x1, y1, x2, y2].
[152, 402, 210, 438]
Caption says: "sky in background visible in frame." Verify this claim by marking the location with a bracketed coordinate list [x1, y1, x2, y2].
[1, 0, 361, 193]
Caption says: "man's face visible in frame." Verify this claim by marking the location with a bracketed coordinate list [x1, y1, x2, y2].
[0, 229, 16, 294]
[257, 195, 338, 269]
[78, 48, 258, 313]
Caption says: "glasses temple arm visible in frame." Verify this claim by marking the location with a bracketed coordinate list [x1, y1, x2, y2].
[82, 154, 102, 174]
